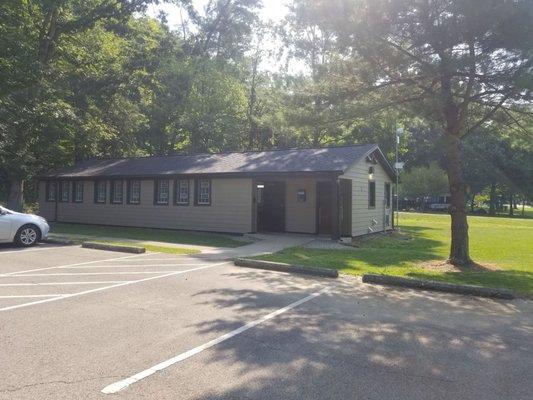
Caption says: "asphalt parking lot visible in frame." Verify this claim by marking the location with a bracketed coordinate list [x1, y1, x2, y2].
[1, 244, 532, 400]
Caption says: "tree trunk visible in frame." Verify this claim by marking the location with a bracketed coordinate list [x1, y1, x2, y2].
[509, 193, 514, 216]
[470, 193, 476, 213]
[489, 182, 496, 215]
[443, 134, 471, 266]
[247, 56, 258, 150]
[7, 180, 24, 211]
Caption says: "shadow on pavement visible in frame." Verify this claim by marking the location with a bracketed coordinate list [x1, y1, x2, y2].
[186, 270, 532, 400]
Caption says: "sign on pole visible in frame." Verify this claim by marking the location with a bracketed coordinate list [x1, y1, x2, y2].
[394, 162, 405, 170]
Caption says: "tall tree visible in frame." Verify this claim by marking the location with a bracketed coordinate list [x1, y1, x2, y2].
[323, 0, 533, 265]
[280, 0, 336, 146]
[0, 0, 152, 210]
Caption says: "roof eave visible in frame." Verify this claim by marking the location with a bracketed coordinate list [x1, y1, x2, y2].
[341, 144, 397, 180]
[38, 169, 344, 180]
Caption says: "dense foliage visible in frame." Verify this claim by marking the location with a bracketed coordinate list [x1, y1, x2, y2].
[0, 1, 531, 264]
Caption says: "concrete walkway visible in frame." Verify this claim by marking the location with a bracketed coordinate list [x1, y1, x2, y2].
[195, 233, 316, 260]
[48, 232, 315, 260]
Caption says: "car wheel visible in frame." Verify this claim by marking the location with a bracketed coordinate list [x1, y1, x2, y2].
[15, 224, 41, 247]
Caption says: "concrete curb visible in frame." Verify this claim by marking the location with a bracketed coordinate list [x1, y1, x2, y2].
[82, 242, 146, 254]
[234, 258, 338, 278]
[362, 274, 514, 300]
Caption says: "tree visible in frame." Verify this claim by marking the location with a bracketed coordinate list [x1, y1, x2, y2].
[322, 0, 533, 265]
[400, 163, 449, 201]
[279, 0, 339, 146]
[0, 0, 153, 210]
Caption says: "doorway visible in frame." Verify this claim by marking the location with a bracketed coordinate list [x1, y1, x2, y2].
[257, 181, 285, 232]
[316, 181, 332, 234]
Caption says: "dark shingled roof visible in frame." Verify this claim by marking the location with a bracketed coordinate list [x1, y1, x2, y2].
[41, 144, 395, 178]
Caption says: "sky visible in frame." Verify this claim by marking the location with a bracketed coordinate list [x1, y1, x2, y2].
[147, 0, 290, 30]
[145, 0, 303, 74]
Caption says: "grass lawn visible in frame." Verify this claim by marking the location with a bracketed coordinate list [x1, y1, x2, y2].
[50, 222, 245, 248]
[256, 213, 533, 296]
[89, 241, 201, 255]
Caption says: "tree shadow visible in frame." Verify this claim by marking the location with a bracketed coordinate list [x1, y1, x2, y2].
[183, 271, 532, 400]
[266, 226, 444, 270]
[407, 269, 533, 297]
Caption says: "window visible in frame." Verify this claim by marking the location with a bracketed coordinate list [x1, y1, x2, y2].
[46, 182, 57, 202]
[127, 180, 141, 204]
[154, 179, 169, 205]
[94, 181, 107, 203]
[385, 182, 391, 208]
[368, 181, 376, 208]
[297, 189, 306, 202]
[111, 180, 123, 204]
[73, 181, 84, 203]
[196, 179, 211, 206]
[59, 181, 70, 202]
[175, 179, 189, 205]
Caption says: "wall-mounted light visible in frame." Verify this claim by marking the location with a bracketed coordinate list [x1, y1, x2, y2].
[368, 166, 374, 180]
[257, 184, 264, 189]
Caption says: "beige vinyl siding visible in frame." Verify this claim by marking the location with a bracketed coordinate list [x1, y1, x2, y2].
[284, 178, 317, 233]
[340, 157, 393, 236]
[39, 178, 253, 233]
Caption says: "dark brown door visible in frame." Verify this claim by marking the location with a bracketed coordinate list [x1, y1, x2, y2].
[260, 182, 285, 232]
[316, 181, 332, 234]
[340, 179, 352, 236]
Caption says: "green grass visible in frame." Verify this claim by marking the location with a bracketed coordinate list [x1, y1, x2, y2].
[50, 222, 245, 248]
[91, 241, 200, 255]
[256, 213, 533, 296]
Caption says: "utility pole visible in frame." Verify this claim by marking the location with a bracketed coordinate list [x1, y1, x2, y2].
[395, 128, 404, 229]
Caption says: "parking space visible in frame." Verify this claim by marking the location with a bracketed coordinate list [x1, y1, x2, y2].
[1, 245, 532, 400]
[0, 246, 225, 312]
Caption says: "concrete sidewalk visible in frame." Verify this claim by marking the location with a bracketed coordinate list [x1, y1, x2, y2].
[48, 232, 314, 260]
[196, 233, 315, 260]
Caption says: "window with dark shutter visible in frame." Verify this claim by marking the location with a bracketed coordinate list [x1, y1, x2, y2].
[46, 182, 57, 202]
[95, 181, 107, 203]
[154, 179, 169, 205]
[368, 181, 376, 208]
[111, 180, 123, 204]
[196, 179, 211, 206]
[127, 180, 141, 204]
[59, 181, 70, 202]
[73, 181, 84, 203]
[175, 179, 189, 205]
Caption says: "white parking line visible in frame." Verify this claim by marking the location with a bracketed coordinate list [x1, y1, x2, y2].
[0, 294, 65, 299]
[0, 246, 71, 255]
[110, 258, 190, 262]
[0, 252, 156, 277]
[0, 262, 230, 312]
[101, 286, 331, 394]
[6, 271, 182, 277]
[63, 264, 203, 269]
[0, 281, 131, 286]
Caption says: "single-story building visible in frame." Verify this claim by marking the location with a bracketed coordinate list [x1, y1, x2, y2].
[38, 144, 396, 239]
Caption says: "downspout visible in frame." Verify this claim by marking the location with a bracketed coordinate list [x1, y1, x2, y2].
[383, 195, 386, 231]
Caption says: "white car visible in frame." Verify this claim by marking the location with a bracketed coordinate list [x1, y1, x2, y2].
[0, 206, 50, 246]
